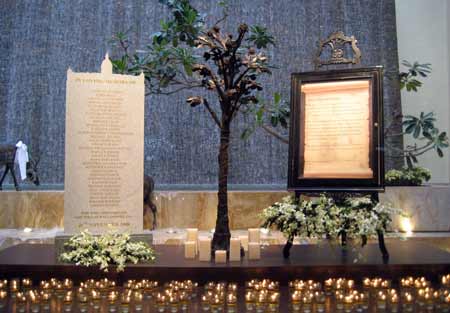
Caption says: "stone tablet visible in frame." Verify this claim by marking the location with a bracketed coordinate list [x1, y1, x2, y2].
[64, 54, 145, 234]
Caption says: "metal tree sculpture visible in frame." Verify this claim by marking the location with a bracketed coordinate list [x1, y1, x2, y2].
[111, 0, 275, 252]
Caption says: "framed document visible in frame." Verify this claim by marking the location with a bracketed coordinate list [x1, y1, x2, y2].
[288, 67, 384, 192]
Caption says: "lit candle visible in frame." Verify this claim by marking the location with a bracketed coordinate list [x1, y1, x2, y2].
[134, 291, 143, 312]
[121, 294, 131, 313]
[390, 293, 399, 313]
[302, 293, 313, 313]
[16, 292, 26, 313]
[22, 278, 32, 291]
[186, 227, 198, 240]
[227, 293, 237, 305]
[336, 293, 344, 311]
[0, 290, 7, 309]
[62, 278, 73, 290]
[40, 292, 50, 311]
[343, 294, 354, 313]
[269, 291, 280, 313]
[77, 290, 88, 313]
[248, 242, 261, 260]
[9, 279, 19, 294]
[324, 279, 334, 295]
[185, 241, 197, 259]
[198, 237, 212, 262]
[179, 291, 189, 311]
[63, 291, 73, 313]
[315, 291, 325, 313]
[156, 293, 167, 313]
[215, 250, 227, 263]
[402, 293, 414, 313]
[0, 279, 7, 290]
[256, 291, 267, 312]
[108, 291, 118, 313]
[377, 292, 386, 311]
[91, 290, 101, 311]
[444, 295, 450, 312]
[248, 228, 260, 243]
[29, 290, 41, 313]
[55, 283, 64, 299]
[229, 237, 241, 262]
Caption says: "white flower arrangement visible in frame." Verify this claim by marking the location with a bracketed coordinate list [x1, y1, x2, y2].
[60, 230, 156, 272]
[262, 194, 403, 245]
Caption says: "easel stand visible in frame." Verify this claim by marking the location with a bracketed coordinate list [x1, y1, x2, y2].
[283, 191, 389, 263]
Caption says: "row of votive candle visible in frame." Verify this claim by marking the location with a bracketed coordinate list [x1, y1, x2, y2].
[1, 276, 450, 312]
[184, 228, 262, 262]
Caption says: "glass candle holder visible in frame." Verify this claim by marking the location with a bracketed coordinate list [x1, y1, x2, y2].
[376, 292, 386, 311]
[201, 294, 210, 312]
[0, 290, 7, 310]
[343, 294, 354, 313]
[40, 291, 51, 312]
[402, 293, 414, 313]
[211, 295, 223, 313]
[134, 291, 143, 312]
[301, 293, 313, 313]
[91, 289, 101, 312]
[9, 279, 20, 295]
[16, 292, 27, 313]
[108, 291, 118, 313]
[314, 291, 326, 313]
[22, 278, 32, 292]
[29, 290, 41, 313]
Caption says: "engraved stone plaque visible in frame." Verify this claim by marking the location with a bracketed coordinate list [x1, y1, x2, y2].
[64, 54, 145, 234]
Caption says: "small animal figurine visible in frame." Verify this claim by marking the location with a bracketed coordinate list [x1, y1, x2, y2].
[0, 143, 40, 191]
[144, 174, 157, 230]
[0, 143, 19, 190]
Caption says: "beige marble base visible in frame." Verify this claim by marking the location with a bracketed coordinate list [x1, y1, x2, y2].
[380, 185, 450, 232]
[0, 191, 64, 229]
[0, 190, 288, 230]
[0, 186, 449, 231]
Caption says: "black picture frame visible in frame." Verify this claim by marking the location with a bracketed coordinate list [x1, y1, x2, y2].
[288, 66, 384, 192]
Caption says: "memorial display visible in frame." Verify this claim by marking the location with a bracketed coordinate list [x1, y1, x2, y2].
[0, 275, 449, 312]
[1, 1, 450, 312]
[64, 55, 145, 234]
[288, 67, 384, 192]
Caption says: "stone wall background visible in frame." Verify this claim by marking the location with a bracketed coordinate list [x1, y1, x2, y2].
[0, 0, 401, 189]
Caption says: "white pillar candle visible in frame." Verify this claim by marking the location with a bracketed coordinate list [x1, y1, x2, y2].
[186, 228, 198, 253]
[184, 241, 196, 259]
[239, 235, 249, 252]
[215, 250, 227, 263]
[248, 242, 260, 260]
[248, 228, 260, 243]
[198, 237, 212, 262]
[229, 238, 241, 262]
[186, 228, 198, 241]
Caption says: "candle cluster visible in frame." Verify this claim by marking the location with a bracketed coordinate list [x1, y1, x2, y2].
[199, 281, 240, 312]
[289, 276, 450, 313]
[154, 280, 198, 312]
[184, 228, 262, 262]
[244, 279, 280, 312]
[0, 274, 449, 312]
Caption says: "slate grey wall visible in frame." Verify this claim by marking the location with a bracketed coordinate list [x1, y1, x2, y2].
[0, 0, 401, 189]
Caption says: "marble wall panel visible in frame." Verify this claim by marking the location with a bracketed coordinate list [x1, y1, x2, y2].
[0, 187, 448, 231]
